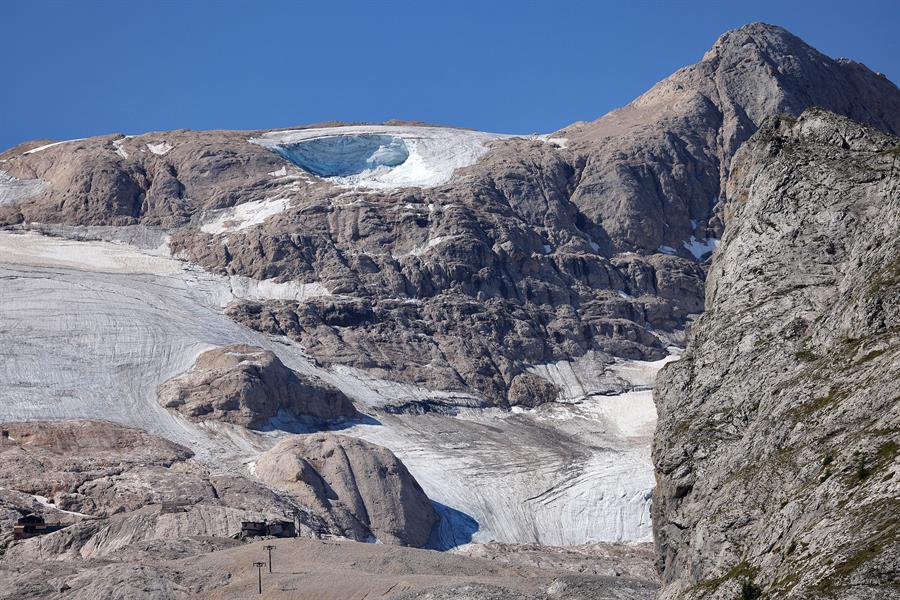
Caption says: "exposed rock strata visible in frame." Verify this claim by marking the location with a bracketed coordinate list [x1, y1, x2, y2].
[652, 110, 900, 599]
[255, 433, 438, 547]
[0, 420, 328, 557]
[157, 343, 358, 428]
[0, 420, 436, 559]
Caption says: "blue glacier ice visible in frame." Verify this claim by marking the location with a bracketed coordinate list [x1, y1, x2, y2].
[275, 134, 409, 177]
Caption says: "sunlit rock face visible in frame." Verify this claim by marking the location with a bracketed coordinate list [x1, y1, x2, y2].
[275, 134, 409, 177]
[653, 110, 900, 599]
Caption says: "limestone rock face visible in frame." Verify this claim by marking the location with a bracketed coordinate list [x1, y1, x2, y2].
[0, 420, 439, 561]
[652, 110, 900, 599]
[255, 433, 438, 547]
[562, 22, 900, 254]
[507, 373, 560, 409]
[157, 344, 357, 428]
[0, 130, 287, 228]
[0, 419, 193, 503]
[0, 420, 334, 559]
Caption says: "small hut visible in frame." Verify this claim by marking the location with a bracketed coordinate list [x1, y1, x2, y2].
[13, 514, 57, 540]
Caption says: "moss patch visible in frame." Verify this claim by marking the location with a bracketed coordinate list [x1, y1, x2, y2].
[814, 498, 900, 592]
[867, 257, 900, 295]
[795, 349, 820, 362]
[856, 348, 888, 364]
[694, 560, 760, 592]
[788, 386, 847, 420]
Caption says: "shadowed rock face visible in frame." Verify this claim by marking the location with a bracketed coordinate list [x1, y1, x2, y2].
[2, 24, 899, 408]
[158, 344, 358, 428]
[255, 433, 439, 547]
[652, 110, 900, 599]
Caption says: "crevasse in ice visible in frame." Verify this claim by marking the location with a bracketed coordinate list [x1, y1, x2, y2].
[275, 134, 409, 177]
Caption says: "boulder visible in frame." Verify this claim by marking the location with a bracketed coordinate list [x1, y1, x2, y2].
[255, 433, 438, 547]
[158, 344, 358, 428]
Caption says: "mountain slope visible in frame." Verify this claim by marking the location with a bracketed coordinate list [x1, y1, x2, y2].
[562, 22, 900, 254]
[652, 109, 900, 599]
[1, 24, 898, 408]
[1, 23, 899, 555]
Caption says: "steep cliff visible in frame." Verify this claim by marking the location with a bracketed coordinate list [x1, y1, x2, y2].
[653, 109, 900, 598]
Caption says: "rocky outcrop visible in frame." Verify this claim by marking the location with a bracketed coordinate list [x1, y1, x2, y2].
[0, 421, 440, 554]
[561, 22, 900, 254]
[157, 344, 357, 428]
[0, 129, 290, 228]
[652, 110, 900, 599]
[255, 433, 438, 547]
[216, 19, 900, 405]
[0, 420, 335, 557]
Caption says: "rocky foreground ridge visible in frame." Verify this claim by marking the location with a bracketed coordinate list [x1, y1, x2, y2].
[653, 109, 900, 598]
[0, 420, 435, 556]
[2, 24, 899, 408]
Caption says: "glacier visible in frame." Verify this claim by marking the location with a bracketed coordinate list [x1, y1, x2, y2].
[252, 125, 520, 190]
[0, 228, 674, 547]
[276, 134, 410, 178]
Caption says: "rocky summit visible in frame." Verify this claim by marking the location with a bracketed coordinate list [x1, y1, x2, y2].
[0, 20, 898, 600]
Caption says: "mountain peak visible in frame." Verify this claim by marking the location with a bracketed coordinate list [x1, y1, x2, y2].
[704, 21, 798, 55]
[701, 21, 822, 68]
[629, 22, 900, 138]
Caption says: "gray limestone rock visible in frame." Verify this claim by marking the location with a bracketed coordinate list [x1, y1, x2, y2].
[652, 109, 900, 599]
[255, 433, 439, 547]
[157, 343, 358, 428]
[0, 421, 284, 561]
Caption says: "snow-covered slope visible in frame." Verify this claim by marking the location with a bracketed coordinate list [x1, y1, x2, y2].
[0, 229, 671, 546]
[252, 125, 520, 189]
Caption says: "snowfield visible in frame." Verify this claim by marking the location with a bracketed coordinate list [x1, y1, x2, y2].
[252, 125, 520, 189]
[146, 141, 174, 155]
[200, 197, 292, 234]
[0, 171, 51, 206]
[22, 138, 86, 155]
[683, 235, 719, 259]
[0, 229, 674, 547]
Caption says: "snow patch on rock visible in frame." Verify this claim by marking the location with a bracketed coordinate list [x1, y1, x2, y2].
[201, 197, 291, 234]
[682, 235, 719, 259]
[23, 138, 86, 155]
[228, 276, 331, 303]
[541, 136, 569, 148]
[146, 142, 173, 156]
[112, 139, 128, 159]
[31, 494, 93, 518]
[252, 125, 518, 190]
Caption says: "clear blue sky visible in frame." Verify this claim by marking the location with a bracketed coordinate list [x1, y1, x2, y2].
[2, 0, 898, 151]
